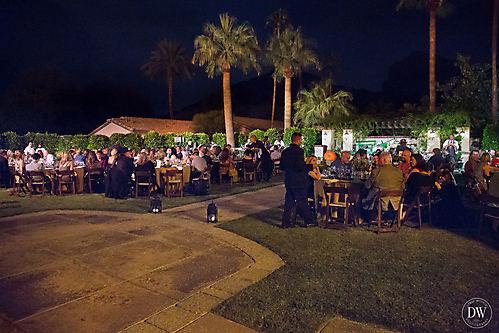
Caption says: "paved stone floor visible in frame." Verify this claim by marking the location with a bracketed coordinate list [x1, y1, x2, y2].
[0, 186, 286, 333]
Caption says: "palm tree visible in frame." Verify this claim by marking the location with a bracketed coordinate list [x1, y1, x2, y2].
[397, 0, 453, 114]
[320, 51, 342, 96]
[266, 28, 319, 129]
[294, 80, 352, 127]
[141, 40, 195, 119]
[265, 9, 293, 128]
[193, 13, 260, 147]
[492, 0, 498, 123]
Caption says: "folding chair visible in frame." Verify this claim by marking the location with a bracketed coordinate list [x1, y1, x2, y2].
[402, 186, 433, 229]
[478, 194, 499, 237]
[369, 189, 403, 234]
[86, 167, 103, 193]
[56, 170, 76, 196]
[242, 162, 257, 185]
[273, 158, 281, 176]
[135, 171, 153, 199]
[323, 184, 354, 231]
[13, 170, 28, 196]
[164, 169, 183, 198]
[219, 162, 233, 185]
[27, 171, 46, 197]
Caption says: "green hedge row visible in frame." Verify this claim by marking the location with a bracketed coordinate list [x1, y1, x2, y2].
[1, 128, 319, 155]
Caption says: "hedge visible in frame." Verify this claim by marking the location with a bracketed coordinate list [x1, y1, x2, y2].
[0, 128, 319, 155]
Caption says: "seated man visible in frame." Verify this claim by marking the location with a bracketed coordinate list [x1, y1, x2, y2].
[427, 148, 445, 170]
[464, 150, 479, 187]
[363, 152, 405, 211]
[398, 150, 412, 179]
[25, 153, 48, 191]
[330, 151, 352, 174]
[190, 150, 207, 179]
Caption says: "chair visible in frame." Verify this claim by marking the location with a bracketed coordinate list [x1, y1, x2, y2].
[273, 158, 281, 176]
[27, 171, 47, 197]
[478, 194, 499, 237]
[164, 169, 183, 198]
[13, 170, 28, 196]
[219, 162, 233, 185]
[402, 186, 433, 229]
[242, 162, 257, 185]
[369, 189, 404, 234]
[135, 171, 153, 199]
[474, 181, 487, 197]
[323, 184, 354, 231]
[85, 167, 103, 193]
[202, 166, 212, 188]
[56, 170, 76, 196]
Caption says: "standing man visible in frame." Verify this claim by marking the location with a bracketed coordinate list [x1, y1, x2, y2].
[280, 132, 316, 228]
[443, 134, 459, 163]
[249, 135, 272, 181]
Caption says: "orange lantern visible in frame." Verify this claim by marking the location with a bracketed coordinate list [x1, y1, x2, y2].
[323, 151, 337, 162]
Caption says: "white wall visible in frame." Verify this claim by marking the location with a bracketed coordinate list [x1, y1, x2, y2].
[93, 123, 131, 137]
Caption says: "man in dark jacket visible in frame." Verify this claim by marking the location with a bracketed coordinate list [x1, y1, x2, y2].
[249, 135, 272, 181]
[280, 132, 316, 228]
[0, 149, 10, 188]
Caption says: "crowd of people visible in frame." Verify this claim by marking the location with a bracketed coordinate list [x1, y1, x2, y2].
[0, 135, 285, 198]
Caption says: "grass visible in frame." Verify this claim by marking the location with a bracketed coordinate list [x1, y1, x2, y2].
[0, 175, 283, 218]
[214, 207, 499, 333]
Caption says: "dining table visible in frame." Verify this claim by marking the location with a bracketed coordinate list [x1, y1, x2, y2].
[314, 177, 367, 224]
[155, 165, 191, 191]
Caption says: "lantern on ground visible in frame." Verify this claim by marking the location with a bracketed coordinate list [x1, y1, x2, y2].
[150, 195, 162, 214]
[207, 201, 218, 223]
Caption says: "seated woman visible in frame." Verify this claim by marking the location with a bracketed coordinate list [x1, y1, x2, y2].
[58, 152, 74, 182]
[242, 149, 254, 162]
[407, 153, 425, 179]
[306, 156, 321, 200]
[135, 152, 157, 193]
[435, 170, 464, 227]
[403, 162, 435, 205]
[473, 152, 493, 190]
[85, 150, 102, 170]
[219, 148, 235, 182]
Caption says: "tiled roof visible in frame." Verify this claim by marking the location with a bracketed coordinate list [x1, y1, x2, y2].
[108, 117, 194, 135]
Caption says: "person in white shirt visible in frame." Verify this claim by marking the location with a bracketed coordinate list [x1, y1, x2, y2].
[24, 142, 35, 156]
[274, 138, 285, 148]
[270, 146, 282, 160]
[26, 153, 46, 184]
[43, 150, 55, 169]
[191, 150, 207, 178]
[443, 134, 459, 163]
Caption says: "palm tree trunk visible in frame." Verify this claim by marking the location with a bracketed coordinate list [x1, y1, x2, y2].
[223, 67, 235, 147]
[493, 0, 498, 123]
[429, 4, 437, 113]
[168, 69, 174, 119]
[284, 75, 292, 129]
[271, 76, 276, 128]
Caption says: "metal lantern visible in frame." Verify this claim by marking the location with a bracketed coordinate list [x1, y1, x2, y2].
[207, 201, 218, 223]
[149, 195, 162, 214]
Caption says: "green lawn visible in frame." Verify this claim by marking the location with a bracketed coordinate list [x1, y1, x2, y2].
[0, 176, 283, 218]
[214, 207, 499, 333]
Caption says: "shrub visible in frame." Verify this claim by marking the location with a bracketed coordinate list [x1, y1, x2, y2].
[194, 133, 210, 147]
[248, 129, 265, 141]
[264, 128, 280, 146]
[212, 133, 227, 148]
[235, 132, 247, 148]
[124, 132, 143, 152]
[162, 133, 176, 147]
[24, 132, 37, 146]
[482, 123, 499, 150]
[109, 133, 126, 146]
[41, 133, 60, 154]
[182, 132, 196, 146]
[58, 135, 73, 152]
[72, 134, 89, 151]
[144, 131, 162, 149]
[283, 127, 300, 146]
[301, 128, 319, 156]
[2, 132, 24, 151]
[88, 135, 110, 151]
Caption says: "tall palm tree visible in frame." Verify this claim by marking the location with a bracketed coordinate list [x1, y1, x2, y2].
[193, 13, 260, 147]
[320, 52, 342, 96]
[397, 0, 453, 114]
[492, 0, 498, 123]
[293, 80, 352, 127]
[265, 9, 293, 128]
[141, 40, 195, 119]
[266, 27, 319, 129]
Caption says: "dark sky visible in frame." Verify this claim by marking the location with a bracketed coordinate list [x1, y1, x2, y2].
[0, 0, 493, 117]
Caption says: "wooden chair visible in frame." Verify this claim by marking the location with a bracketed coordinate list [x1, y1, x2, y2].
[56, 170, 76, 196]
[85, 167, 103, 193]
[478, 194, 499, 237]
[242, 162, 257, 185]
[369, 189, 404, 234]
[219, 162, 233, 185]
[202, 166, 212, 188]
[323, 184, 354, 231]
[164, 169, 183, 198]
[402, 186, 433, 229]
[27, 171, 47, 197]
[135, 171, 153, 199]
[12, 169, 27, 196]
[273, 158, 281, 176]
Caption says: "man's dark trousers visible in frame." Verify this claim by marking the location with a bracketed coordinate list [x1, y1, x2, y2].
[282, 186, 314, 227]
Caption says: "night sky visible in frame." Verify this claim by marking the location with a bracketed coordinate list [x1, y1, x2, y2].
[0, 0, 493, 117]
